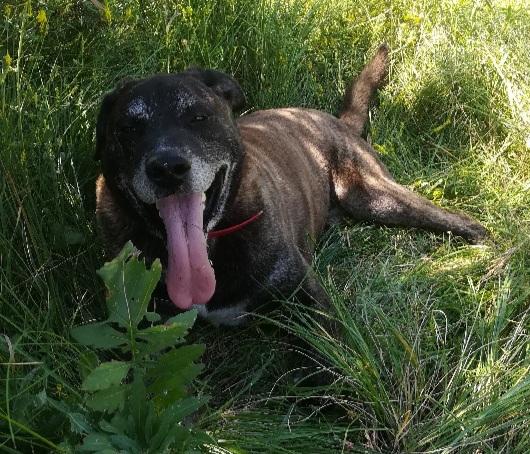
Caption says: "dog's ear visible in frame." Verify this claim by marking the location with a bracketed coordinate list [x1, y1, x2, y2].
[184, 68, 245, 112]
[95, 79, 137, 161]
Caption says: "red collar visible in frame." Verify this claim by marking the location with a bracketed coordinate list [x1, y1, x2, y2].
[207, 210, 264, 239]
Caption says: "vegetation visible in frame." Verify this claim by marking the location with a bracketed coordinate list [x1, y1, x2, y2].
[1, 0, 529, 452]
[4, 243, 210, 452]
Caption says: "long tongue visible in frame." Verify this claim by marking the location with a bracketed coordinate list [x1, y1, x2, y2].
[156, 193, 216, 309]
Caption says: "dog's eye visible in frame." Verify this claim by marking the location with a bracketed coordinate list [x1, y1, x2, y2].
[123, 125, 137, 133]
[120, 120, 144, 135]
[192, 115, 208, 123]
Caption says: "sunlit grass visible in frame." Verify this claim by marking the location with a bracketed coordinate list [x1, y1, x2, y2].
[1, 0, 529, 451]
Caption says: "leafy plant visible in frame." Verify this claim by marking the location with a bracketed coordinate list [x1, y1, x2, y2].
[46, 241, 212, 453]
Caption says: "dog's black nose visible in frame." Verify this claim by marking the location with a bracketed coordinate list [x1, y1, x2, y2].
[146, 154, 191, 187]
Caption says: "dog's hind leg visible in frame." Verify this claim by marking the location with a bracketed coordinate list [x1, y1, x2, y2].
[335, 44, 486, 243]
[332, 147, 488, 243]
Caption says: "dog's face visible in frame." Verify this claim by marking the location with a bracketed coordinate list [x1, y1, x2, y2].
[96, 69, 245, 232]
[96, 69, 246, 310]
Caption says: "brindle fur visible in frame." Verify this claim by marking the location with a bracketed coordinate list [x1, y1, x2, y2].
[96, 45, 487, 325]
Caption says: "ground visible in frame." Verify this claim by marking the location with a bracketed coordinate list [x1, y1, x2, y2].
[1, 0, 529, 452]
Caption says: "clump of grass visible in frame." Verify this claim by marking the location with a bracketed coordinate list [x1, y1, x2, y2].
[276, 225, 530, 452]
[1, 0, 529, 452]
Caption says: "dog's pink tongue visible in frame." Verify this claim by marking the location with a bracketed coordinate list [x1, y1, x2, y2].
[156, 193, 216, 309]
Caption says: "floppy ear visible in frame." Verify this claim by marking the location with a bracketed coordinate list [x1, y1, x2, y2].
[184, 68, 246, 112]
[95, 79, 137, 161]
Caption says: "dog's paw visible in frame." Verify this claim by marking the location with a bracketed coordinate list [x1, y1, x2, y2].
[462, 222, 490, 244]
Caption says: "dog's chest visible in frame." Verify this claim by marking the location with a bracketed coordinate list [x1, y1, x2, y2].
[193, 302, 249, 326]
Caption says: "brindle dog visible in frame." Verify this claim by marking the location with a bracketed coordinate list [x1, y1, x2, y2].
[95, 45, 487, 325]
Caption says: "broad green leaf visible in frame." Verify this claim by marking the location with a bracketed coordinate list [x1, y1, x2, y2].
[39, 393, 71, 414]
[144, 402, 156, 443]
[96, 242, 161, 330]
[189, 429, 216, 446]
[144, 311, 161, 322]
[107, 241, 136, 263]
[71, 322, 127, 349]
[109, 434, 141, 452]
[136, 324, 187, 356]
[150, 414, 190, 450]
[78, 432, 114, 452]
[79, 351, 99, 381]
[37, 394, 94, 438]
[127, 370, 148, 440]
[162, 397, 205, 423]
[99, 419, 123, 435]
[82, 361, 130, 391]
[155, 426, 190, 453]
[148, 363, 204, 406]
[148, 345, 204, 400]
[136, 310, 199, 355]
[68, 413, 92, 434]
[148, 344, 205, 378]
[108, 413, 129, 434]
[85, 385, 127, 413]
[150, 398, 207, 451]
[68, 412, 92, 434]
[165, 309, 198, 328]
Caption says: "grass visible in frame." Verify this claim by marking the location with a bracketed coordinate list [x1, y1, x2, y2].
[1, 0, 529, 452]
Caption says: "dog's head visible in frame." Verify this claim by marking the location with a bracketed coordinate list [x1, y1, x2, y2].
[96, 68, 245, 231]
[96, 69, 246, 310]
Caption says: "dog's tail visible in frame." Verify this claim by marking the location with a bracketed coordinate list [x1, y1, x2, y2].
[339, 44, 389, 136]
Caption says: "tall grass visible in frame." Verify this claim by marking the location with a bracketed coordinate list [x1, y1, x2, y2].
[1, 0, 529, 451]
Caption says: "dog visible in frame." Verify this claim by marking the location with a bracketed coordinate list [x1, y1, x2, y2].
[95, 44, 487, 326]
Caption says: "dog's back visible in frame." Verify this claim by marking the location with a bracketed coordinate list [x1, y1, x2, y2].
[231, 45, 390, 248]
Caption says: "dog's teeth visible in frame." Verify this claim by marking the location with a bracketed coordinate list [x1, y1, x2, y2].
[202, 193, 206, 203]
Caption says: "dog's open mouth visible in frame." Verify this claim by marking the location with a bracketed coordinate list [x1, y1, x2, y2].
[204, 165, 227, 231]
[155, 165, 227, 311]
